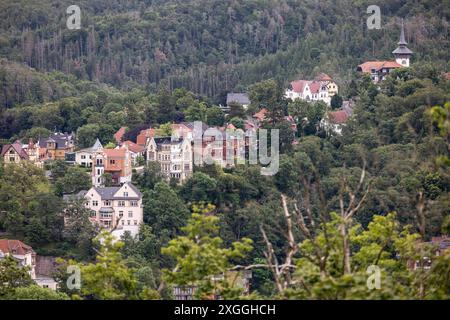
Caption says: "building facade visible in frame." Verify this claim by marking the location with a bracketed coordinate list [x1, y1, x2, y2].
[92, 147, 132, 187]
[146, 136, 193, 182]
[82, 182, 143, 238]
[285, 73, 338, 106]
[75, 138, 103, 167]
[38, 132, 75, 161]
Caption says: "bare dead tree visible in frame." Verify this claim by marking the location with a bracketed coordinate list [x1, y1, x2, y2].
[338, 163, 371, 274]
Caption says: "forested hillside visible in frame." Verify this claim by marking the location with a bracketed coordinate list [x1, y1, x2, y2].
[0, 0, 449, 102]
[0, 0, 449, 301]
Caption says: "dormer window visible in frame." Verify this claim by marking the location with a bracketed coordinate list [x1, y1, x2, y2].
[123, 192, 128, 197]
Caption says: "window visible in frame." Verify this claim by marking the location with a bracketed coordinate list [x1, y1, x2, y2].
[130, 201, 138, 207]
[104, 200, 111, 206]
[110, 159, 115, 165]
[122, 220, 125, 225]
[118, 201, 125, 207]
[134, 220, 138, 225]
[9, 157, 15, 162]
[92, 201, 98, 206]
[123, 192, 128, 197]
[128, 211, 133, 218]
[127, 220, 130, 225]
[81, 155, 86, 159]
[119, 211, 123, 217]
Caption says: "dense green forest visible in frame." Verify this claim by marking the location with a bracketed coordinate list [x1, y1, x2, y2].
[0, 0, 449, 104]
[0, 0, 449, 300]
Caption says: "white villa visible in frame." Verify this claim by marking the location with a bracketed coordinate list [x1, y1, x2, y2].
[285, 73, 338, 106]
[146, 136, 193, 182]
[75, 138, 103, 167]
[81, 182, 143, 238]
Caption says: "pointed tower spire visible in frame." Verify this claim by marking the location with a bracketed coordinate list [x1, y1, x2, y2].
[398, 19, 407, 45]
[392, 19, 412, 67]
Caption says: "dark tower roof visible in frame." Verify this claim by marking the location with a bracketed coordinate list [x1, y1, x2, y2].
[392, 19, 413, 55]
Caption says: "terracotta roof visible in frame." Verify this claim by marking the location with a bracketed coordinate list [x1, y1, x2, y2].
[136, 128, 155, 146]
[0, 239, 34, 256]
[309, 81, 321, 94]
[290, 80, 309, 93]
[0, 142, 29, 159]
[253, 108, 267, 122]
[328, 110, 350, 124]
[123, 140, 145, 154]
[113, 127, 127, 143]
[357, 61, 403, 73]
[104, 148, 127, 158]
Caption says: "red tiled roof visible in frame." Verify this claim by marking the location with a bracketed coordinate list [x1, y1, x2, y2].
[357, 60, 403, 73]
[136, 128, 155, 146]
[123, 140, 145, 154]
[113, 127, 127, 143]
[309, 81, 321, 94]
[0, 142, 29, 160]
[328, 110, 350, 124]
[290, 80, 309, 93]
[253, 108, 267, 122]
[104, 148, 127, 158]
[0, 239, 34, 256]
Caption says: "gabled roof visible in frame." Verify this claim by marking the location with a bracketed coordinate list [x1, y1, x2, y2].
[0, 142, 29, 159]
[0, 239, 34, 256]
[78, 138, 103, 153]
[136, 128, 155, 146]
[226, 93, 250, 106]
[309, 81, 321, 94]
[38, 133, 73, 150]
[114, 127, 127, 143]
[104, 148, 127, 158]
[357, 61, 403, 73]
[290, 80, 310, 93]
[123, 140, 145, 154]
[91, 182, 142, 200]
[328, 109, 350, 124]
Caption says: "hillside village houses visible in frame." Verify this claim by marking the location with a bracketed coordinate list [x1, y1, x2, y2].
[357, 20, 413, 83]
[37, 132, 75, 161]
[285, 73, 339, 106]
[0, 132, 76, 168]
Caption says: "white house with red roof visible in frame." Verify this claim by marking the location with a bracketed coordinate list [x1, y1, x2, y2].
[0, 239, 36, 279]
[357, 20, 413, 82]
[285, 73, 338, 106]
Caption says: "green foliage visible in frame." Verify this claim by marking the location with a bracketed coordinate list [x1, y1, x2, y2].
[162, 205, 253, 299]
[0, 256, 33, 299]
[73, 232, 139, 300]
[12, 285, 69, 300]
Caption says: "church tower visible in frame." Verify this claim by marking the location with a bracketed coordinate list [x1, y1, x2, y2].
[392, 20, 413, 67]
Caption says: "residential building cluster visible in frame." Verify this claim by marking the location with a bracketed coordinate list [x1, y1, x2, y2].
[285, 72, 339, 106]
